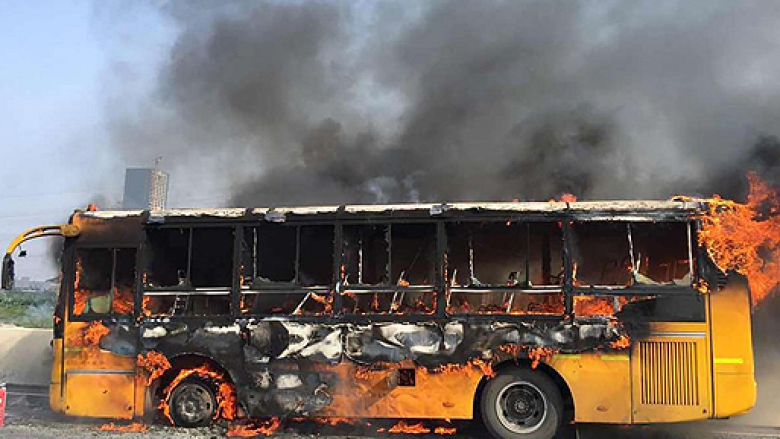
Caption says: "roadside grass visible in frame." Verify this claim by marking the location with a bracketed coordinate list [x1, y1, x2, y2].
[0, 289, 55, 328]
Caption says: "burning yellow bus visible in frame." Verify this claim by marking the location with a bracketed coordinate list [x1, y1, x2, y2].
[2, 200, 756, 439]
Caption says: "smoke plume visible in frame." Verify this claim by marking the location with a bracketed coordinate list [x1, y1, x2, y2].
[103, 1, 780, 205]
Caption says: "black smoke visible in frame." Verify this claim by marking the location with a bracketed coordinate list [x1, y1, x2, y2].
[103, 1, 780, 205]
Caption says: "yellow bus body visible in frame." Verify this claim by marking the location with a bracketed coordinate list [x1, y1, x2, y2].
[48, 277, 755, 425]
[7, 203, 755, 426]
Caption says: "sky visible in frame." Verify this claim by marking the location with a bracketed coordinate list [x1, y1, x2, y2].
[3, 1, 780, 280]
[0, 1, 169, 278]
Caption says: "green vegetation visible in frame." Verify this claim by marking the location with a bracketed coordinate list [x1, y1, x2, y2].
[0, 289, 55, 328]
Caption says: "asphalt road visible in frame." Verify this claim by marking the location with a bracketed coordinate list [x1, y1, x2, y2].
[2, 390, 780, 439]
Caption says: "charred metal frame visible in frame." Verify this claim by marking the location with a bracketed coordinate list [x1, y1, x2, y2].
[63, 206, 705, 324]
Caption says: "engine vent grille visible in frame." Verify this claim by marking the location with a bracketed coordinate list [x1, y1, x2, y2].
[638, 341, 699, 406]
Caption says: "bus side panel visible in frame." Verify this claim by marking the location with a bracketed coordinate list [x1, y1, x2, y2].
[709, 277, 757, 418]
[63, 321, 136, 420]
[630, 322, 712, 423]
[49, 337, 65, 414]
[323, 363, 482, 419]
[550, 352, 632, 424]
[65, 374, 136, 419]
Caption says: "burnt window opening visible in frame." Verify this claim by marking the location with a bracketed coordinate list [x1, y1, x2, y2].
[342, 223, 437, 315]
[343, 225, 390, 286]
[143, 227, 234, 317]
[528, 223, 565, 287]
[243, 225, 296, 286]
[240, 225, 334, 316]
[574, 294, 681, 318]
[73, 247, 137, 317]
[630, 222, 693, 286]
[391, 224, 436, 286]
[570, 222, 632, 287]
[146, 228, 190, 288]
[190, 228, 234, 288]
[446, 221, 564, 316]
[143, 294, 231, 317]
[447, 222, 529, 287]
[573, 295, 626, 317]
[146, 227, 235, 288]
[299, 225, 335, 287]
[570, 221, 694, 288]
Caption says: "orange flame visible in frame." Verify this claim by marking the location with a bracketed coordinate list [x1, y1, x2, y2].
[136, 351, 171, 386]
[142, 295, 152, 316]
[314, 417, 355, 426]
[499, 345, 558, 368]
[112, 287, 134, 315]
[467, 358, 496, 378]
[434, 426, 458, 435]
[71, 321, 110, 348]
[527, 346, 557, 369]
[573, 295, 627, 316]
[379, 421, 430, 434]
[699, 173, 780, 305]
[610, 334, 631, 349]
[73, 260, 87, 315]
[549, 193, 578, 203]
[227, 419, 282, 437]
[98, 422, 147, 432]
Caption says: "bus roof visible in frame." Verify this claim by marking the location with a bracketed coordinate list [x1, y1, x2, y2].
[75, 199, 708, 222]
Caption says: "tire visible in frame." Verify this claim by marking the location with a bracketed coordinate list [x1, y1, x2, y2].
[480, 368, 563, 439]
[168, 376, 217, 427]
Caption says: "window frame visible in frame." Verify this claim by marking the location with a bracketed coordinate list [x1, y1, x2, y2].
[443, 219, 566, 317]
[68, 244, 140, 322]
[239, 223, 336, 317]
[566, 219, 701, 318]
[337, 221, 441, 316]
[141, 224, 236, 318]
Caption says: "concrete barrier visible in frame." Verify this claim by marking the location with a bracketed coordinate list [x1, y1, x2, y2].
[0, 326, 52, 386]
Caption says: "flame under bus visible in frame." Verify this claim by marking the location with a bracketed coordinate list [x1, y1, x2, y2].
[3, 200, 755, 438]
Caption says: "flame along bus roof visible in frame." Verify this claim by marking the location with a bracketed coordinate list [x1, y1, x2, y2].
[74, 199, 709, 222]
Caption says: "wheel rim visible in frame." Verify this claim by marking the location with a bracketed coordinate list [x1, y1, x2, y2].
[495, 380, 548, 434]
[173, 382, 214, 425]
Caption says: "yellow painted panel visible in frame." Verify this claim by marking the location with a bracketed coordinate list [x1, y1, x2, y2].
[65, 373, 135, 419]
[49, 338, 64, 414]
[133, 376, 149, 419]
[550, 352, 632, 423]
[62, 320, 138, 419]
[325, 364, 483, 419]
[709, 277, 756, 417]
[712, 373, 755, 417]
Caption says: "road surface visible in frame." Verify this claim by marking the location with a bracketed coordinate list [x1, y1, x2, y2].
[2, 388, 779, 439]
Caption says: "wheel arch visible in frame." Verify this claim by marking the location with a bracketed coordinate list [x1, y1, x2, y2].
[474, 359, 575, 424]
[154, 352, 235, 397]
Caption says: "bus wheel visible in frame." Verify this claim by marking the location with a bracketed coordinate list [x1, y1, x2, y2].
[168, 377, 217, 427]
[480, 368, 563, 439]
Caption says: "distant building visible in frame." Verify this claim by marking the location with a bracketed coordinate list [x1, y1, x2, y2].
[122, 168, 169, 210]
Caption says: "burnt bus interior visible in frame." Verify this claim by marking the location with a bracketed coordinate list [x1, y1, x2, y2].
[70, 210, 703, 323]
